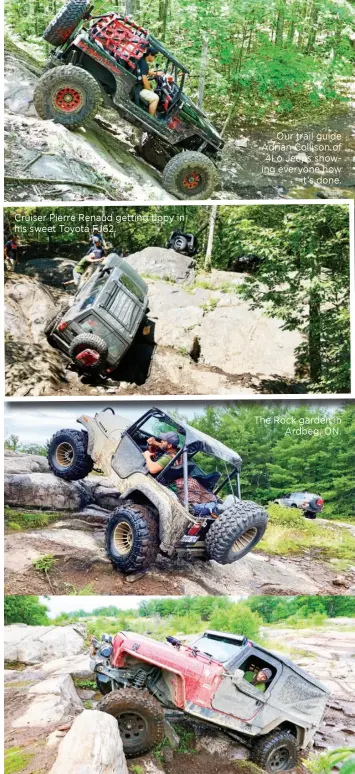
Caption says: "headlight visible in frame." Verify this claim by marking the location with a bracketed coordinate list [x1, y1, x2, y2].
[99, 644, 113, 658]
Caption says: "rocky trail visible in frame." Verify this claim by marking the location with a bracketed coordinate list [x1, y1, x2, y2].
[4, 37, 354, 202]
[5, 248, 305, 397]
[4, 620, 355, 774]
[5, 452, 355, 597]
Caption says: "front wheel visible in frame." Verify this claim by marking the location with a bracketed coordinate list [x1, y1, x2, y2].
[97, 688, 165, 757]
[47, 428, 93, 480]
[34, 65, 101, 129]
[162, 151, 218, 200]
[251, 730, 299, 773]
[105, 502, 159, 573]
[205, 500, 268, 564]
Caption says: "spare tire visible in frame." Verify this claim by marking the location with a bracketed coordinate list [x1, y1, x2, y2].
[43, 0, 90, 46]
[172, 234, 188, 252]
[205, 500, 268, 564]
[47, 428, 93, 480]
[69, 333, 108, 370]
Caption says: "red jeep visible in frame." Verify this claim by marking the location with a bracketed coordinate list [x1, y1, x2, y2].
[92, 628, 329, 772]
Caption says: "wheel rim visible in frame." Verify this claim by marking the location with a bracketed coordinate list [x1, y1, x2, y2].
[232, 527, 258, 553]
[53, 86, 84, 113]
[181, 170, 203, 191]
[117, 711, 148, 748]
[55, 441, 74, 468]
[267, 746, 292, 771]
[113, 521, 134, 555]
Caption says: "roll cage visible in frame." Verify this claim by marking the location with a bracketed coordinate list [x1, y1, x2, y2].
[125, 408, 242, 508]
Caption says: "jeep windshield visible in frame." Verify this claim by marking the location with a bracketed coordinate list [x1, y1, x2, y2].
[192, 633, 245, 663]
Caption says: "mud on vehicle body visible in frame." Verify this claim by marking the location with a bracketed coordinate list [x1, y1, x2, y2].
[34, 2, 224, 199]
[91, 628, 330, 771]
[45, 253, 148, 374]
[47, 406, 268, 572]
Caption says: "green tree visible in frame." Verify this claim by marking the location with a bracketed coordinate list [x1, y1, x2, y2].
[4, 596, 49, 625]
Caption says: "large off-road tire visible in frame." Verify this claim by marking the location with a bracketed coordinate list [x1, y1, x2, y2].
[105, 502, 159, 573]
[47, 428, 93, 480]
[43, 0, 90, 46]
[34, 65, 101, 129]
[162, 151, 218, 200]
[170, 234, 188, 252]
[304, 510, 317, 520]
[44, 309, 65, 338]
[68, 333, 108, 370]
[250, 730, 300, 773]
[205, 500, 268, 564]
[97, 688, 165, 757]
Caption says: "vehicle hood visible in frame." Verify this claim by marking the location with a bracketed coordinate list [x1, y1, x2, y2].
[111, 631, 224, 677]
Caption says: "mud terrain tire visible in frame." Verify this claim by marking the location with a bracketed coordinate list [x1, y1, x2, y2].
[162, 151, 218, 199]
[43, 0, 90, 46]
[105, 502, 159, 573]
[44, 309, 66, 338]
[47, 428, 93, 480]
[34, 65, 101, 129]
[69, 333, 108, 369]
[205, 500, 268, 564]
[97, 688, 165, 757]
[251, 729, 299, 772]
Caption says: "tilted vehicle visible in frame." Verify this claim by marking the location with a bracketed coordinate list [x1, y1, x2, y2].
[91, 628, 329, 772]
[274, 491, 324, 519]
[166, 230, 198, 256]
[34, 0, 224, 199]
[45, 253, 148, 374]
[47, 407, 268, 571]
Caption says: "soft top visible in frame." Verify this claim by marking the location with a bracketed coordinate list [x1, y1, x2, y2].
[145, 408, 242, 469]
[204, 630, 329, 694]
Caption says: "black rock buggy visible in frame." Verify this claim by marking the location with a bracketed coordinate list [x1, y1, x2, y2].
[47, 406, 269, 573]
[45, 252, 149, 374]
[34, 0, 224, 199]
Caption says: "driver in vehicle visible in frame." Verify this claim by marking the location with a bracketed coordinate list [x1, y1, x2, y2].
[143, 431, 180, 474]
[243, 667, 272, 692]
[136, 47, 160, 116]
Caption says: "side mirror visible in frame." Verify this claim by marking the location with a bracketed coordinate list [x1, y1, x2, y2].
[232, 668, 244, 687]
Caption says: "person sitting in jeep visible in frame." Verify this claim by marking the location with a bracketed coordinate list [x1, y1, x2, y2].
[143, 431, 180, 474]
[135, 47, 160, 116]
[243, 666, 273, 692]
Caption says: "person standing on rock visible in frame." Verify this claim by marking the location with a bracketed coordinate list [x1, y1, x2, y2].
[4, 235, 18, 272]
[135, 47, 160, 117]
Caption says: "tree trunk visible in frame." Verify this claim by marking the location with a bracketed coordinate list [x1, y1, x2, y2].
[308, 288, 322, 382]
[159, 0, 169, 41]
[275, 1, 286, 46]
[304, 1, 320, 53]
[198, 37, 209, 109]
[204, 205, 218, 272]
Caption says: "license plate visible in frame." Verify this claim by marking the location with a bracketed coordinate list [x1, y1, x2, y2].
[180, 535, 199, 544]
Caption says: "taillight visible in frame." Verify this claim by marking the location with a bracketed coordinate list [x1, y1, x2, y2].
[188, 524, 201, 536]
[316, 498, 324, 506]
[58, 321, 68, 331]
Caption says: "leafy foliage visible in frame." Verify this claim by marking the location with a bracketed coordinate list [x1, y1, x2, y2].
[4, 595, 49, 625]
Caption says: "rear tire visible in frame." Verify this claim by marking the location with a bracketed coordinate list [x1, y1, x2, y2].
[304, 510, 317, 520]
[43, 0, 90, 46]
[251, 730, 299, 773]
[44, 309, 66, 339]
[69, 333, 108, 370]
[162, 151, 218, 200]
[47, 428, 93, 480]
[205, 500, 268, 564]
[105, 502, 159, 573]
[34, 65, 101, 129]
[97, 688, 165, 757]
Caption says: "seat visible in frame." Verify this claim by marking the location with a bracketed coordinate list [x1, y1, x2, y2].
[194, 471, 221, 491]
[159, 462, 195, 484]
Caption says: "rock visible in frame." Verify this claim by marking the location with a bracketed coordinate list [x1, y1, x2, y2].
[127, 246, 195, 283]
[164, 720, 180, 750]
[4, 452, 50, 474]
[4, 624, 86, 665]
[48, 709, 129, 774]
[4, 471, 91, 511]
[161, 746, 174, 764]
[332, 575, 347, 586]
[12, 673, 82, 728]
[77, 688, 96, 700]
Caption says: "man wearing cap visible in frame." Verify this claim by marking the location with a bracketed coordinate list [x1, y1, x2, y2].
[143, 432, 180, 475]
[243, 667, 273, 692]
[135, 47, 160, 116]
